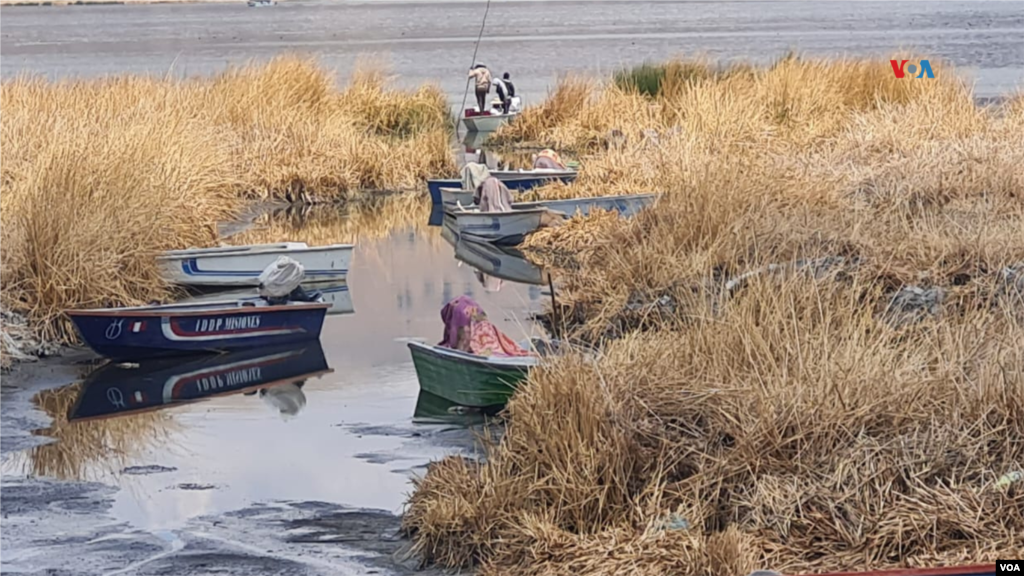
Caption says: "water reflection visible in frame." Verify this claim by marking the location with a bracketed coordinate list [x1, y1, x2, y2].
[412, 390, 496, 427]
[69, 342, 333, 423]
[440, 214, 550, 288]
[15, 382, 180, 482]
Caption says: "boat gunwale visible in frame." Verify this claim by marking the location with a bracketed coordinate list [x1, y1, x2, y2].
[157, 243, 355, 262]
[407, 341, 539, 368]
[511, 192, 661, 209]
[450, 207, 552, 218]
[66, 301, 331, 317]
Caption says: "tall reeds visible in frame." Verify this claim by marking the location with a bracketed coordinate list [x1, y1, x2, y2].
[404, 56, 1024, 574]
[1, 56, 456, 351]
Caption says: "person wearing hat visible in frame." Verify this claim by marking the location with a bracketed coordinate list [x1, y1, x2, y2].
[468, 64, 492, 114]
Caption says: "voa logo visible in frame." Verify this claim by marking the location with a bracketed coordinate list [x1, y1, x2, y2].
[890, 59, 935, 79]
[999, 563, 1020, 571]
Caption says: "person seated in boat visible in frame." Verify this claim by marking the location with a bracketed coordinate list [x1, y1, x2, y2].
[532, 149, 567, 171]
[473, 176, 514, 212]
[494, 72, 515, 115]
[468, 64, 492, 115]
[439, 295, 532, 357]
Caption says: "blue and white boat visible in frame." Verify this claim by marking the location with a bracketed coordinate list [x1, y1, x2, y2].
[67, 300, 329, 361]
[157, 242, 353, 288]
[427, 169, 577, 206]
[69, 342, 332, 422]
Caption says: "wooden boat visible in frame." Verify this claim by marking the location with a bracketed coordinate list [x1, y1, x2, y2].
[462, 111, 517, 133]
[450, 207, 550, 246]
[158, 242, 353, 288]
[68, 342, 332, 422]
[180, 282, 354, 316]
[407, 341, 539, 408]
[427, 169, 577, 205]
[67, 300, 329, 361]
[787, 565, 996, 576]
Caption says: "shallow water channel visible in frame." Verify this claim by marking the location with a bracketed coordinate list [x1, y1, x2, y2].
[0, 182, 550, 574]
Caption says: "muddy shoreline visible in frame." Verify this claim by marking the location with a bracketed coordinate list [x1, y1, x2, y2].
[0, 355, 453, 575]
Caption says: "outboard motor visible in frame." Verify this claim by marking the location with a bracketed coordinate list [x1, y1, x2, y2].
[258, 256, 321, 305]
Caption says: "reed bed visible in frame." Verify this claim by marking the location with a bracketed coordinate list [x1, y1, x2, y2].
[1, 56, 455, 355]
[404, 56, 1024, 574]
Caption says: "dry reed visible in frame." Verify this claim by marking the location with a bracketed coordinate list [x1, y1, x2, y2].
[1, 56, 456, 354]
[404, 56, 1024, 575]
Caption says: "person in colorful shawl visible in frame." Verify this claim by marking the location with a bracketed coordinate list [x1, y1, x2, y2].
[438, 295, 532, 357]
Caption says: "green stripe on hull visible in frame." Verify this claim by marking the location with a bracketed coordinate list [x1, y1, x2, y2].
[408, 343, 530, 408]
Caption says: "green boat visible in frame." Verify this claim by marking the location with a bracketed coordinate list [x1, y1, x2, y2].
[407, 341, 539, 408]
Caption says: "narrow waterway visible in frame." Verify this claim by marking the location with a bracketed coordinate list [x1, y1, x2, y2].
[0, 195, 549, 574]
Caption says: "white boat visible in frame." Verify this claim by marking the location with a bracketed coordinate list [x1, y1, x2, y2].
[462, 112, 517, 133]
[449, 208, 549, 246]
[158, 243, 353, 287]
[179, 282, 354, 316]
[247, 0, 275, 6]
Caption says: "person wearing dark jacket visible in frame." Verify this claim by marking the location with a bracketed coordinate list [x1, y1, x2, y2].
[494, 72, 516, 114]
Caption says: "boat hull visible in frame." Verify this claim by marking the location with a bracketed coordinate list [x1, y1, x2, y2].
[427, 170, 577, 205]
[462, 112, 517, 132]
[68, 302, 329, 360]
[451, 209, 548, 246]
[69, 342, 331, 422]
[158, 244, 354, 287]
[407, 341, 533, 407]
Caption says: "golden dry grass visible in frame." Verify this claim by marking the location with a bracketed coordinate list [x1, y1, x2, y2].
[1, 56, 456, 353]
[404, 56, 1024, 575]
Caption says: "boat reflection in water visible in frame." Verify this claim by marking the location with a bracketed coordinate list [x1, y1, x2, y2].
[68, 341, 333, 423]
[440, 216, 549, 287]
[412, 390, 501, 427]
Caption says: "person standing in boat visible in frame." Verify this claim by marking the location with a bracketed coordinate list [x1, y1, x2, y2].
[468, 64, 492, 114]
[494, 72, 515, 115]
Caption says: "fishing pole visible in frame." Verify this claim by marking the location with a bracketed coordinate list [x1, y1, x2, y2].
[458, 0, 493, 136]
